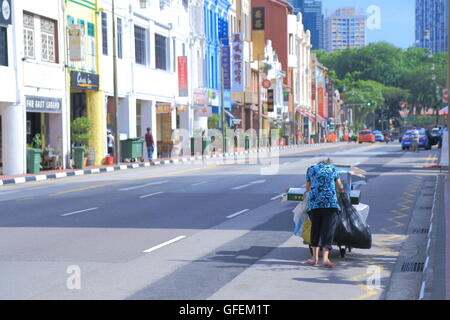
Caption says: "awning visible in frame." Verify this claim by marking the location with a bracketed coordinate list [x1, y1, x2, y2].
[256, 111, 273, 121]
[225, 110, 235, 119]
[300, 110, 309, 117]
[439, 105, 448, 117]
[316, 114, 327, 122]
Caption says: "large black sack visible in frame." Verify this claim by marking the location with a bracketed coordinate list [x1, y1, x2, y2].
[333, 193, 372, 249]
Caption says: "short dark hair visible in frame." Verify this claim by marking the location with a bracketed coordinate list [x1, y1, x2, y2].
[147, 127, 151, 132]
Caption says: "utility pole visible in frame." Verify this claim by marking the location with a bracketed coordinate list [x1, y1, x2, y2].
[112, 0, 120, 165]
[257, 57, 261, 152]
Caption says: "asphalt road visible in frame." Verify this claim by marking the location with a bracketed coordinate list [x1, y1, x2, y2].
[0, 142, 442, 300]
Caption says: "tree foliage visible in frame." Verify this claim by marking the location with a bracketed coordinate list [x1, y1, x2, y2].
[315, 42, 448, 129]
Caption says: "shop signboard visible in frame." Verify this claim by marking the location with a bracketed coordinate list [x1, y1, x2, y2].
[71, 71, 99, 91]
[194, 105, 212, 117]
[193, 88, 207, 105]
[177, 56, 188, 97]
[156, 102, 173, 114]
[252, 7, 264, 30]
[231, 33, 244, 92]
[25, 96, 62, 114]
[267, 89, 274, 112]
[0, 0, 12, 25]
[221, 46, 231, 90]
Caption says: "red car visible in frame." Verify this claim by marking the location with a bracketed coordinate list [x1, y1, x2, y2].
[358, 130, 375, 143]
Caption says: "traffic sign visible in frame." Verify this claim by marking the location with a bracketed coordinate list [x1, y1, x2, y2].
[262, 79, 271, 89]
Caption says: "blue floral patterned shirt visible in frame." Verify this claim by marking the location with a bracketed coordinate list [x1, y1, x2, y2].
[306, 163, 341, 212]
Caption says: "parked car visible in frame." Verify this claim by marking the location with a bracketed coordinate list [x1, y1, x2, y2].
[401, 128, 430, 150]
[358, 130, 375, 143]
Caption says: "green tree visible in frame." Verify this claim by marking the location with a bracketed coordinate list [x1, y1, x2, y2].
[315, 42, 448, 129]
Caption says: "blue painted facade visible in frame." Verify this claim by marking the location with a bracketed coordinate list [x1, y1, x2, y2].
[204, 0, 231, 119]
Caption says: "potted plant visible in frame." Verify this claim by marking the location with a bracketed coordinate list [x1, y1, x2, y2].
[71, 117, 92, 169]
[27, 133, 43, 174]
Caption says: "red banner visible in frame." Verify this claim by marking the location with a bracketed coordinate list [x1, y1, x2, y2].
[178, 56, 188, 97]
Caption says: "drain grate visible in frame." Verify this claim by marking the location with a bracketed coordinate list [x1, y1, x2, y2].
[401, 262, 424, 272]
[412, 228, 430, 234]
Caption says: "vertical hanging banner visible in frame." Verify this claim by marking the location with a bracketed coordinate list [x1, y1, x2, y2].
[221, 46, 231, 90]
[177, 56, 188, 97]
[267, 89, 274, 112]
[232, 33, 244, 92]
[252, 7, 264, 30]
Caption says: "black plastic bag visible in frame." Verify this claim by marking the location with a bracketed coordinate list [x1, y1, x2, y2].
[333, 193, 372, 249]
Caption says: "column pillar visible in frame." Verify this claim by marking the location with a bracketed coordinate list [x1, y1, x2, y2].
[87, 90, 106, 165]
[2, 104, 26, 175]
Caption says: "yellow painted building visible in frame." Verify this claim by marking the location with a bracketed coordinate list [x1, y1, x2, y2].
[64, 0, 105, 166]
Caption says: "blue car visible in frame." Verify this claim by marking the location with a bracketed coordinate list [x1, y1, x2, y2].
[401, 128, 430, 150]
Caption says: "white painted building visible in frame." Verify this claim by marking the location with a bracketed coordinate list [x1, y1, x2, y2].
[0, 0, 67, 175]
[288, 11, 312, 143]
[98, 0, 191, 159]
[189, 0, 208, 134]
[264, 40, 285, 121]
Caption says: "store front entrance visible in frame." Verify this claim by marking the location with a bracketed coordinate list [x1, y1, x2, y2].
[71, 92, 87, 122]
[156, 102, 173, 158]
[25, 95, 64, 170]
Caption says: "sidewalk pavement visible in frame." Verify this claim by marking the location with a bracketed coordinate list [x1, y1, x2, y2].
[442, 132, 450, 300]
[426, 131, 449, 300]
[0, 142, 340, 186]
[445, 176, 450, 300]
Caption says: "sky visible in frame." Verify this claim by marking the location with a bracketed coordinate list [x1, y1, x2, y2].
[320, 0, 416, 49]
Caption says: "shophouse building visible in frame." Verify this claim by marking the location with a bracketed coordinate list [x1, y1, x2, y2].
[1, 0, 67, 175]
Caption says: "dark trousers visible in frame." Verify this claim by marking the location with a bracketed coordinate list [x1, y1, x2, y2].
[308, 208, 338, 250]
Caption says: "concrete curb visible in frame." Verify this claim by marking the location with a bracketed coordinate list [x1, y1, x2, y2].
[0, 143, 344, 187]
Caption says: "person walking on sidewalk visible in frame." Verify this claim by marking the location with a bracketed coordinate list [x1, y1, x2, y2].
[145, 127, 155, 161]
[107, 130, 115, 156]
[305, 158, 344, 268]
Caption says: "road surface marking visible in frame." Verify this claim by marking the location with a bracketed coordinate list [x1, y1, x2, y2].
[226, 209, 250, 219]
[118, 180, 169, 191]
[143, 236, 186, 253]
[139, 191, 164, 199]
[192, 181, 208, 186]
[61, 207, 98, 217]
[250, 179, 266, 184]
[231, 184, 251, 190]
[270, 194, 285, 201]
[231, 179, 266, 190]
